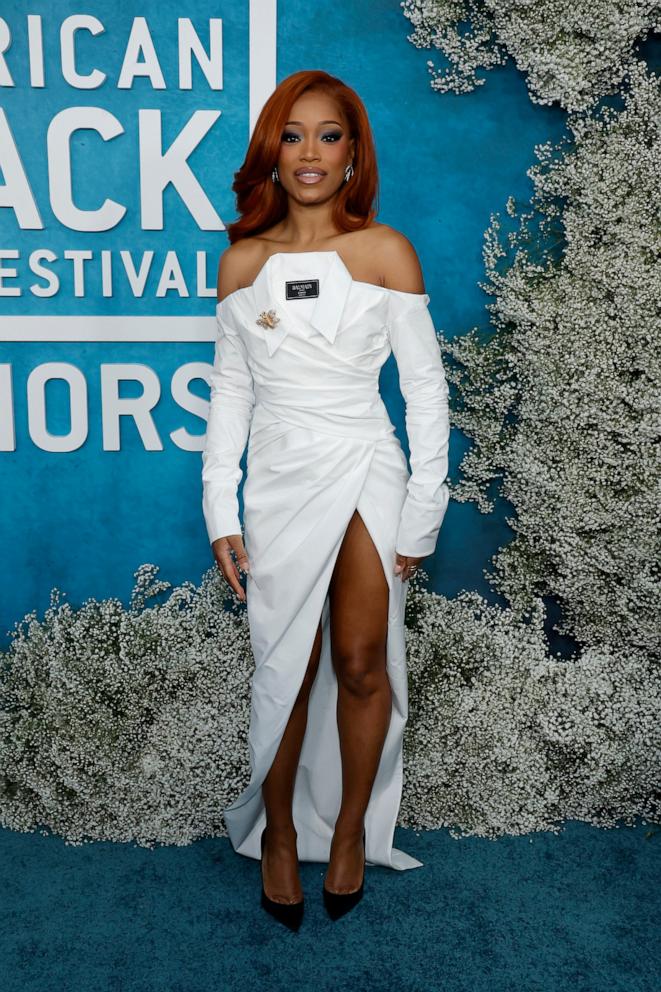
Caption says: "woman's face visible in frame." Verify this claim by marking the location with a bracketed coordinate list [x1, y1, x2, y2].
[276, 89, 355, 203]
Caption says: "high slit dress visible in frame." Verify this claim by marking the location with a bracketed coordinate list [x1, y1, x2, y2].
[202, 249, 450, 871]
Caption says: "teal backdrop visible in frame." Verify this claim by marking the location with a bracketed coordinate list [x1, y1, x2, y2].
[0, 0, 567, 649]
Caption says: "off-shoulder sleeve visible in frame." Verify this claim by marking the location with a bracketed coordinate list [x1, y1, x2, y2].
[388, 290, 451, 559]
[201, 302, 256, 544]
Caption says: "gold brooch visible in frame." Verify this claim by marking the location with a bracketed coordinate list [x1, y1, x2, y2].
[256, 308, 280, 329]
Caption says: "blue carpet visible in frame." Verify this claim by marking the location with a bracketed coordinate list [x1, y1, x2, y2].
[1, 819, 659, 992]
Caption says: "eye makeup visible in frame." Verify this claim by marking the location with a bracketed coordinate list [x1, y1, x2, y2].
[281, 130, 344, 143]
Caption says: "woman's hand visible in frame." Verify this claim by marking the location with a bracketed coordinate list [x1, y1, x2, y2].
[212, 534, 251, 602]
[394, 552, 424, 582]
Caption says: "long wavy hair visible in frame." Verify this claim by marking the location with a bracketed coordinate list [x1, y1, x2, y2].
[226, 70, 379, 244]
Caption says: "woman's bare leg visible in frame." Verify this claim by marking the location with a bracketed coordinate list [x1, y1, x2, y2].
[325, 508, 391, 893]
[260, 619, 322, 903]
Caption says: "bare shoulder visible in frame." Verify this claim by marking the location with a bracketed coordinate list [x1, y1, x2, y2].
[368, 224, 426, 294]
[216, 239, 268, 302]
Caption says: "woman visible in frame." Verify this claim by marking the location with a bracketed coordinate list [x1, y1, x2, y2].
[202, 69, 450, 928]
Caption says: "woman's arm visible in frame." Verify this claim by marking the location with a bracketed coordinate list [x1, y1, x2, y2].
[381, 231, 451, 559]
[201, 251, 256, 545]
[389, 300, 450, 558]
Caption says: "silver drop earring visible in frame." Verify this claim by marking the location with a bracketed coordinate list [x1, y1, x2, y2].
[271, 165, 279, 183]
[344, 162, 354, 183]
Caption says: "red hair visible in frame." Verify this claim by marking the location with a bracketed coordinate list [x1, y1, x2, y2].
[226, 70, 379, 244]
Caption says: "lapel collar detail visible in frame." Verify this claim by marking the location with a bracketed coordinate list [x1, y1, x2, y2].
[253, 251, 353, 357]
[308, 251, 352, 346]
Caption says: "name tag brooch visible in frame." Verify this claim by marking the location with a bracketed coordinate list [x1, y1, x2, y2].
[285, 279, 319, 300]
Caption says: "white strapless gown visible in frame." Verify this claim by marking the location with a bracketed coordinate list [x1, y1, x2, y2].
[202, 250, 450, 871]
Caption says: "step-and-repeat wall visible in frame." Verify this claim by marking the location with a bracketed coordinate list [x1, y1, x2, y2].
[0, 1, 558, 645]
